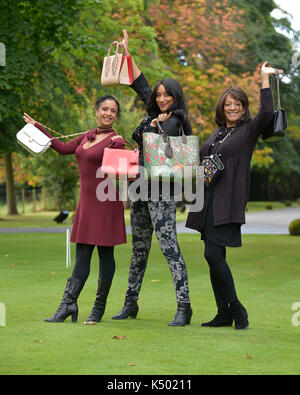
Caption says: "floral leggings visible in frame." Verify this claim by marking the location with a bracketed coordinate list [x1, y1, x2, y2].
[125, 199, 190, 304]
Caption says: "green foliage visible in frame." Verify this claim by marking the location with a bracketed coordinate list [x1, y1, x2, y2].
[229, 0, 294, 73]
[289, 218, 300, 236]
[1, 0, 300, 205]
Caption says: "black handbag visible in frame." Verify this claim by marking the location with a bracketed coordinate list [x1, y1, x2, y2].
[202, 130, 233, 189]
[262, 71, 287, 142]
[202, 154, 225, 189]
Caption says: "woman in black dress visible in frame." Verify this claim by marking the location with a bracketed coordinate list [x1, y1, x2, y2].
[186, 62, 283, 329]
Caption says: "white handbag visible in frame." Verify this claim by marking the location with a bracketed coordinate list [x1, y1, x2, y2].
[101, 40, 133, 86]
[17, 123, 85, 155]
[16, 123, 52, 155]
[101, 41, 123, 86]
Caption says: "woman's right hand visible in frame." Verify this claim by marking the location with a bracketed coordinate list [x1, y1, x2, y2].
[150, 112, 172, 127]
[23, 112, 36, 125]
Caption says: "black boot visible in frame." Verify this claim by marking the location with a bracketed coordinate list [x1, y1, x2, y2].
[201, 307, 233, 327]
[230, 301, 249, 330]
[111, 296, 139, 320]
[44, 277, 84, 323]
[168, 302, 193, 327]
[84, 279, 112, 324]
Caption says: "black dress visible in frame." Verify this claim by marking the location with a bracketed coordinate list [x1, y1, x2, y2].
[186, 88, 274, 227]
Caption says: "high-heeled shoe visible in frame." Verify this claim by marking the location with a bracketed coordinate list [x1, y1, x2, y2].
[201, 307, 233, 327]
[111, 296, 139, 320]
[229, 301, 249, 330]
[44, 277, 84, 323]
[168, 302, 193, 327]
[84, 279, 112, 324]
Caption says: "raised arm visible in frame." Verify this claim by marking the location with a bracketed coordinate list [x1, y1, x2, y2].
[261, 61, 283, 89]
[122, 29, 141, 82]
[122, 29, 152, 105]
[23, 113, 85, 155]
[251, 62, 284, 138]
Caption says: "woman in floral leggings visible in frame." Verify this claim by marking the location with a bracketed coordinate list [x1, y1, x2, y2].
[112, 31, 193, 326]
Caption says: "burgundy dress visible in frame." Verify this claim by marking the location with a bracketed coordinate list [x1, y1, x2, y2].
[35, 123, 127, 247]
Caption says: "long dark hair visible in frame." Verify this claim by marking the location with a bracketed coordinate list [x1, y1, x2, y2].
[147, 78, 193, 134]
[215, 87, 250, 127]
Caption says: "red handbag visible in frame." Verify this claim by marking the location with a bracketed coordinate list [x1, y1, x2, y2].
[119, 55, 133, 85]
[101, 145, 139, 180]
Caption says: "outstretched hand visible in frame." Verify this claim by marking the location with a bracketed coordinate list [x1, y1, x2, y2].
[121, 29, 129, 55]
[261, 61, 284, 77]
[23, 112, 36, 125]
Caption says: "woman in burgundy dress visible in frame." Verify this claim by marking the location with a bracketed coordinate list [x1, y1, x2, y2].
[23, 95, 126, 324]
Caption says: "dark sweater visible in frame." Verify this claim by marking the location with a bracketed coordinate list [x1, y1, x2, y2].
[186, 87, 274, 228]
[130, 73, 192, 165]
[130, 73, 193, 200]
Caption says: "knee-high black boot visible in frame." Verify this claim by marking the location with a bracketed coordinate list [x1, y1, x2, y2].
[44, 277, 85, 323]
[84, 279, 112, 324]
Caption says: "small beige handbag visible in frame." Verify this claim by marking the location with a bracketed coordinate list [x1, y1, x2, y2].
[101, 41, 123, 86]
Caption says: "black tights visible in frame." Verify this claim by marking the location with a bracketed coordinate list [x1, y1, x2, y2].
[72, 243, 115, 283]
[204, 239, 238, 310]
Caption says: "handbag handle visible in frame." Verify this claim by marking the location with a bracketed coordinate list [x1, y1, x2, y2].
[154, 117, 187, 142]
[154, 118, 173, 158]
[275, 71, 281, 111]
[154, 117, 189, 158]
[104, 41, 121, 77]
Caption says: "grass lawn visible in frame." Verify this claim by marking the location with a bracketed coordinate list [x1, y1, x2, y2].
[0, 233, 299, 375]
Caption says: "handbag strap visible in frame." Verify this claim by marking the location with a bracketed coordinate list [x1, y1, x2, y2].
[123, 139, 137, 150]
[37, 122, 86, 142]
[275, 71, 281, 111]
[210, 127, 235, 156]
[39, 121, 136, 150]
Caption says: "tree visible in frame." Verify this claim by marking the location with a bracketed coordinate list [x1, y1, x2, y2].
[0, 0, 162, 214]
[0, 0, 84, 214]
[148, 0, 261, 135]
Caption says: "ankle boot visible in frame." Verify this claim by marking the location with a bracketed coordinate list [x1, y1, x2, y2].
[44, 277, 84, 323]
[84, 279, 112, 324]
[201, 307, 233, 327]
[168, 302, 193, 327]
[111, 296, 139, 320]
[230, 301, 249, 330]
